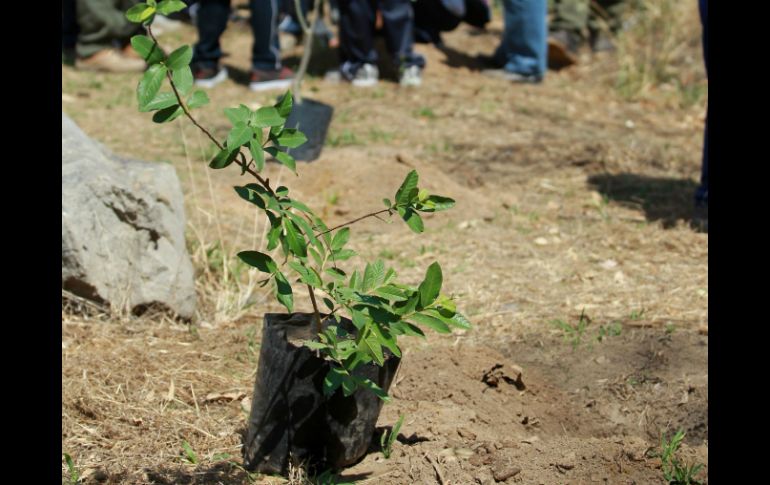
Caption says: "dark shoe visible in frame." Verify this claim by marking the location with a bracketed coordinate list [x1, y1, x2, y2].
[193, 65, 229, 88]
[548, 30, 581, 69]
[691, 201, 708, 233]
[476, 53, 505, 69]
[482, 68, 542, 84]
[590, 30, 616, 53]
[250, 66, 294, 92]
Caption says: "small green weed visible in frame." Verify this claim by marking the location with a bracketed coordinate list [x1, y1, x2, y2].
[63, 453, 79, 484]
[551, 310, 590, 349]
[380, 414, 405, 459]
[656, 430, 704, 484]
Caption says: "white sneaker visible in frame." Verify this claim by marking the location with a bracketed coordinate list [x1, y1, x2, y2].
[352, 63, 379, 87]
[399, 65, 422, 87]
[193, 66, 229, 89]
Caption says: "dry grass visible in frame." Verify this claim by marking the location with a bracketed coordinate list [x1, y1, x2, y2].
[62, 6, 707, 483]
[614, 0, 707, 107]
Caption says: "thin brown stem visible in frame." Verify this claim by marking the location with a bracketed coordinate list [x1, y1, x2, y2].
[307, 285, 323, 335]
[146, 26, 278, 199]
[315, 209, 392, 238]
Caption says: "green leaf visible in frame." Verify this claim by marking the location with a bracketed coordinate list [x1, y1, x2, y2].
[393, 291, 419, 316]
[435, 295, 456, 316]
[330, 228, 350, 251]
[350, 308, 370, 330]
[275, 92, 293, 118]
[333, 249, 356, 261]
[276, 128, 307, 148]
[266, 224, 281, 251]
[391, 321, 426, 338]
[225, 105, 251, 124]
[348, 270, 360, 292]
[419, 195, 456, 212]
[186, 90, 209, 109]
[325, 267, 346, 280]
[283, 219, 307, 257]
[247, 138, 266, 172]
[274, 271, 293, 312]
[276, 186, 289, 197]
[288, 261, 322, 288]
[373, 284, 408, 302]
[172, 65, 193, 95]
[418, 262, 442, 308]
[126, 4, 153, 23]
[362, 260, 385, 292]
[397, 206, 424, 233]
[157, 0, 187, 15]
[285, 212, 319, 248]
[449, 312, 472, 329]
[265, 147, 296, 173]
[323, 367, 346, 396]
[395, 170, 419, 206]
[238, 251, 277, 274]
[141, 91, 177, 112]
[341, 374, 357, 396]
[227, 122, 252, 150]
[370, 323, 401, 358]
[252, 106, 285, 127]
[382, 198, 392, 208]
[209, 147, 238, 169]
[288, 200, 314, 217]
[137, 64, 167, 110]
[234, 184, 266, 209]
[408, 313, 451, 334]
[322, 297, 335, 311]
[423, 308, 471, 330]
[152, 104, 183, 123]
[166, 45, 192, 70]
[353, 377, 391, 402]
[362, 332, 384, 366]
[130, 35, 165, 64]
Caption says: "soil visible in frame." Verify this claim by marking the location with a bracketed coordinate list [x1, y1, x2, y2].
[62, 7, 707, 485]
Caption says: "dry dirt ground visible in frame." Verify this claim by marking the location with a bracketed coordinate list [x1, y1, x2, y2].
[62, 7, 708, 485]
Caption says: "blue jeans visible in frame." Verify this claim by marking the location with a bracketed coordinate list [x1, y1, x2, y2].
[494, 0, 547, 78]
[192, 0, 283, 72]
[696, 0, 708, 205]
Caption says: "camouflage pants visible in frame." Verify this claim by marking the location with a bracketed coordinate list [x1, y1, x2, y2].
[76, 0, 143, 58]
[548, 0, 627, 38]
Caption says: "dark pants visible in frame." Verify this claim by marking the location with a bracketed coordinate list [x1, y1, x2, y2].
[63, 0, 79, 50]
[192, 0, 282, 71]
[338, 0, 425, 76]
[696, 0, 707, 205]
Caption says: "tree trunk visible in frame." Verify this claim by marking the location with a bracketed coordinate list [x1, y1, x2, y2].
[242, 313, 400, 474]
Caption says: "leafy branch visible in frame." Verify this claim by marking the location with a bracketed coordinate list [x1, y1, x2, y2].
[125, 0, 469, 402]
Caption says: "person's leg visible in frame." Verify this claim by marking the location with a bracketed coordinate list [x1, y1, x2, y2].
[338, 0, 378, 78]
[496, 0, 547, 79]
[75, 0, 141, 58]
[379, 0, 425, 70]
[250, 0, 283, 71]
[695, 0, 708, 212]
[63, 0, 79, 50]
[192, 0, 231, 70]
